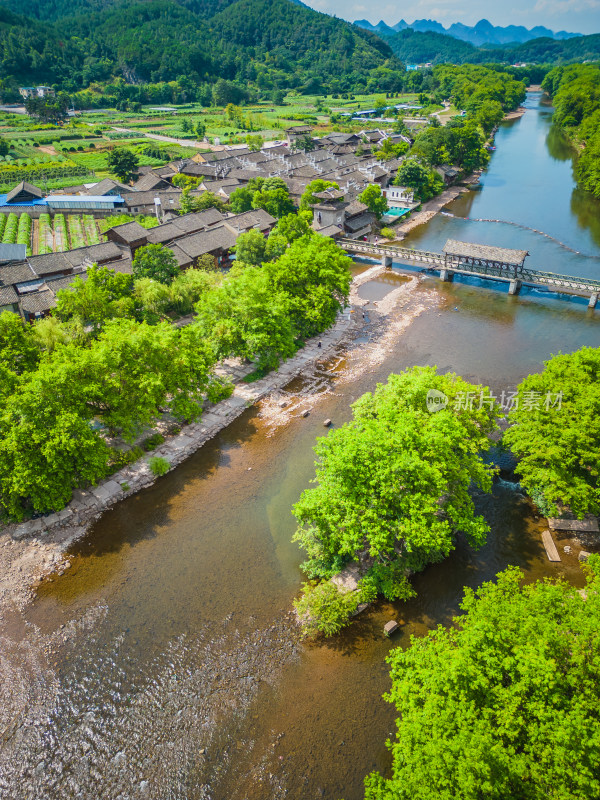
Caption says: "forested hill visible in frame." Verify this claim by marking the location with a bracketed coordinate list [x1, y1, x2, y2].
[375, 27, 600, 66]
[0, 0, 401, 93]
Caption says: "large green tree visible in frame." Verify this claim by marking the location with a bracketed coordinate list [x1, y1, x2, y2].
[132, 244, 179, 285]
[293, 367, 499, 588]
[358, 184, 388, 219]
[55, 265, 135, 334]
[504, 347, 600, 517]
[264, 234, 351, 339]
[107, 147, 139, 182]
[234, 229, 267, 266]
[194, 266, 296, 370]
[365, 563, 600, 800]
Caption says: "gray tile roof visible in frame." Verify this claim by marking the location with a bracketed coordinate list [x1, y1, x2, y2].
[27, 252, 72, 275]
[19, 289, 56, 314]
[174, 225, 238, 259]
[0, 284, 18, 305]
[106, 220, 149, 244]
[89, 178, 130, 196]
[443, 239, 529, 265]
[64, 242, 124, 267]
[131, 173, 172, 192]
[0, 261, 37, 285]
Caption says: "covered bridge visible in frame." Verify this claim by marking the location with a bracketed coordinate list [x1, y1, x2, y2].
[443, 239, 529, 272]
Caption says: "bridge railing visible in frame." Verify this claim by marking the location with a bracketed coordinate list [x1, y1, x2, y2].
[339, 238, 600, 293]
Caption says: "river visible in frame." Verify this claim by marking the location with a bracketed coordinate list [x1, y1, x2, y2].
[1, 91, 600, 800]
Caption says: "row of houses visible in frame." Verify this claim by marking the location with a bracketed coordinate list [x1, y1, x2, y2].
[0, 207, 276, 322]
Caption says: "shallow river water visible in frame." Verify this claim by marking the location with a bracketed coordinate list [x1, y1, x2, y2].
[1, 92, 600, 800]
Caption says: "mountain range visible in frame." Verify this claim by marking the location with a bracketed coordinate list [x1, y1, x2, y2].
[354, 18, 580, 47]
[0, 0, 598, 96]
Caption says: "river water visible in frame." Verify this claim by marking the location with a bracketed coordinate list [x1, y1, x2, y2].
[1, 92, 600, 800]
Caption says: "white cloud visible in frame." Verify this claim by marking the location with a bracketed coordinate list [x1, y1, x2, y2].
[534, 0, 600, 11]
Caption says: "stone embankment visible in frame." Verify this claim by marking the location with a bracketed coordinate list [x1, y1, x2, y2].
[0, 266, 395, 614]
[392, 173, 482, 239]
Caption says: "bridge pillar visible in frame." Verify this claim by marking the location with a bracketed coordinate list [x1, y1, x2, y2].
[381, 255, 393, 268]
[508, 280, 522, 296]
[440, 269, 454, 282]
[589, 293, 598, 309]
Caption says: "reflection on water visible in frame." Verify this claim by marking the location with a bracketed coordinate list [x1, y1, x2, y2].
[1, 92, 600, 800]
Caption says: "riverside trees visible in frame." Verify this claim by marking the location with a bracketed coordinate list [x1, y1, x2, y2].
[293, 367, 500, 624]
[0, 232, 351, 520]
[504, 347, 600, 517]
[365, 563, 600, 800]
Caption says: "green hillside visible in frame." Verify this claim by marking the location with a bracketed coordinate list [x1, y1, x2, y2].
[0, 0, 402, 94]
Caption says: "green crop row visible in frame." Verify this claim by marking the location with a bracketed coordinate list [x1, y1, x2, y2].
[53, 214, 68, 252]
[83, 215, 100, 245]
[0, 215, 6, 238]
[2, 213, 18, 244]
[16, 213, 32, 256]
[67, 216, 85, 250]
[38, 213, 53, 255]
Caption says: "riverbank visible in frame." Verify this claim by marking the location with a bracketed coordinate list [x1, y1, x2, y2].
[392, 172, 482, 240]
[0, 265, 428, 620]
[503, 107, 526, 121]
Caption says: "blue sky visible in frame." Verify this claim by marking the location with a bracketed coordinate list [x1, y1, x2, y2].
[302, 0, 600, 35]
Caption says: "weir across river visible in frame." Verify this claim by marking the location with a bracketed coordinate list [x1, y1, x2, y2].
[340, 237, 600, 307]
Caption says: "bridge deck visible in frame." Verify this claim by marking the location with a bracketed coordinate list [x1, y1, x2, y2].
[340, 239, 600, 297]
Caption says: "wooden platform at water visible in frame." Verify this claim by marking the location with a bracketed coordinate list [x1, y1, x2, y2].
[542, 530, 561, 562]
[548, 517, 599, 532]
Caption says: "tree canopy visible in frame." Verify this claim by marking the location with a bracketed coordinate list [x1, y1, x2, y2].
[132, 244, 180, 285]
[106, 147, 139, 182]
[365, 562, 600, 800]
[504, 347, 600, 518]
[293, 367, 499, 592]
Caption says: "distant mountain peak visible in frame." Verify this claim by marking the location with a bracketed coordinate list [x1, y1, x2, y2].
[353, 16, 581, 46]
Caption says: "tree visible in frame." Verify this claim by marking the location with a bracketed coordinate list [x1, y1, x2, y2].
[251, 186, 294, 218]
[294, 579, 376, 638]
[358, 184, 388, 219]
[194, 266, 296, 371]
[0, 311, 39, 375]
[395, 159, 443, 202]
[180, 188, 227, 214]
[132, 244, 179, 285]
[229, 186, 254, 213]
[504, 347, 600, 517]
[25, 94, 69, 124]
[31, 316, 70, 354]
[299, 179, 339, 211]
[195, 120, 206, 140]
[291, 134, 316, 152]
[365, 563, 600, 800]
[0, 137, 8, 158]
[133, 278, 172, 320]
[245, 134, 264, 151]
[264, 235, 351, 339]
[107, 148, 139, 182]
[270, 213, 310, 243]
[54, 265, 135, 333]
[234, 229, 267, 266]
[293, 368, 499, 589]
[169, 268, 219, 313]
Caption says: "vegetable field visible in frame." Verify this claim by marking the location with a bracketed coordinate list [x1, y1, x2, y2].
[0, 212, 104, 255]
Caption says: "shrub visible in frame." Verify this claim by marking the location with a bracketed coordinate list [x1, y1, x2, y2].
[148, 455, 170, 476]
[142, 433, 165, 451]
[380, 227, 396, 240]
[294, 579, 376, 638]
